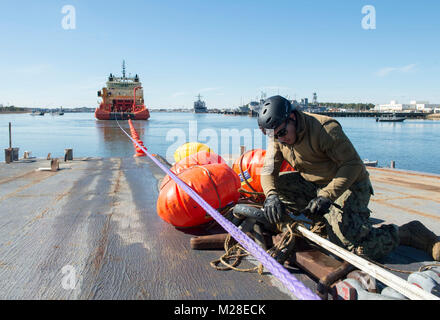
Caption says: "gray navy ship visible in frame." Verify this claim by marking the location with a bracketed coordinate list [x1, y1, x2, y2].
[194, 94, 208, 113]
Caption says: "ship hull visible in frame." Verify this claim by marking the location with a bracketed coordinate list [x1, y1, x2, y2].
[95, 106, 150, 120]
[194, 107, 208, 113]
[376, 117, 405, 122]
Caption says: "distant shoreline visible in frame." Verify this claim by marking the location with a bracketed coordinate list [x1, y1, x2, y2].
[0, 111, 30, 114]
[1, 110, 439, 120]
[0, 111, 94, 114]
[426, 113, 440, 120]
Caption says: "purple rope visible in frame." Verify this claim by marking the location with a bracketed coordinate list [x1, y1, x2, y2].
[117, 120, 320, 300]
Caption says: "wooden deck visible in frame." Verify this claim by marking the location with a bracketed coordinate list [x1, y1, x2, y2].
[0, 158, 439, 299]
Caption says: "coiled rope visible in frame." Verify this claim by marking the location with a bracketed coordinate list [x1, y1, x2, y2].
[210, 221, 298, 274]
[116, 119, 320, 300]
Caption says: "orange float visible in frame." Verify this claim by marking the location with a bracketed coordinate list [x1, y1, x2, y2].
[157, 163, 240, 228]
[172, 150, 225, 174]
[128, 119, 146, 157]
[160, 151, 226, 189]
[232, 149, 294, 199]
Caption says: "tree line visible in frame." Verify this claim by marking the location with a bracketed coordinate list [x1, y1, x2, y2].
[0, 106, 27, 112]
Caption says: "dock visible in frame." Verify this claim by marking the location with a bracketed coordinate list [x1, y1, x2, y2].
[314, 111, 428, 119]
[0, 157, 439, 299]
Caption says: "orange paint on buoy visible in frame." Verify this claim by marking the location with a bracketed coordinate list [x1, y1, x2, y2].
[173, 150, 226, 173]
[157, 163, 240, 228]
[160, 151, 226, 189]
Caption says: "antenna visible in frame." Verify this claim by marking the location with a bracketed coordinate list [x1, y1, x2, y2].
[313, 92, 318, 105]
[122, 60, 126, 78]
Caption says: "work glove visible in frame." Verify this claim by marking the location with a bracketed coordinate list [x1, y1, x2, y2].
[305, 196, 333, 216]
[263, 194, 286, 224]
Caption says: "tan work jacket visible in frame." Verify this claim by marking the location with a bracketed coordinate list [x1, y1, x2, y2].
[261, 111, 368, 201]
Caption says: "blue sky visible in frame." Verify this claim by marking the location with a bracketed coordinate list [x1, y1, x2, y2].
[0, 0, 439, 109]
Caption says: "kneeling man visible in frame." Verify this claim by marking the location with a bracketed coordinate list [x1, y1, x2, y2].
[258, 95, 440, 261]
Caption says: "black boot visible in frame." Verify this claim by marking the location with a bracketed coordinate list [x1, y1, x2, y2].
[398, 221, 440, 261]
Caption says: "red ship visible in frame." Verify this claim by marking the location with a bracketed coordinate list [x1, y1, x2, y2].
[95, 61, 150, 120]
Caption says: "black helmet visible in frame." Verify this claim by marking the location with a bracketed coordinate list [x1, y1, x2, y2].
[258, 95, 295, 130]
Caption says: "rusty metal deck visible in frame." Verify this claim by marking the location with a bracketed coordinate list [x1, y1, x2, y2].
[0, 158, 439, 299]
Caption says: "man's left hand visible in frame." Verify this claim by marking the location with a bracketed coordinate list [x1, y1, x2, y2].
[305, 196, 333, 216]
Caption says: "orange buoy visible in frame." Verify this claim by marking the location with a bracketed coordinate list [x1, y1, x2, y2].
[173, 150, 226, 174]
[232, 149, 294, 199]
[160, 151, 226, 189]
[128, 119, 146, 157]
[157, 163, 240, 228]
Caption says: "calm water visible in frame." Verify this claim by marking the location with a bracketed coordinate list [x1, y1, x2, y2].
[1, 112, 440, 174]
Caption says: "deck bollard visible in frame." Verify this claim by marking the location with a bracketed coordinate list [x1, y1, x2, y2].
[64, 149, 73, 161]
[12, 148, 19, 161]
[4, 148, 13, 164]
[5, 122, 17, 163]
[9, 122, 12, 150]
[51, 158, 59, 172]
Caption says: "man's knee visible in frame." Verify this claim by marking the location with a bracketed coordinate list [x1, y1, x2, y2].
[276, 171, 304, 189]
[275, 172, 316, 207]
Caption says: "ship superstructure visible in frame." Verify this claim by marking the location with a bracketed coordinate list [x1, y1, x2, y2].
[193, 94, 208, 113]
[95, 61, 150, 120]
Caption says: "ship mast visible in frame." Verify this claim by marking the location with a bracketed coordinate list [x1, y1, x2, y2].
[122, 60, 126, 79]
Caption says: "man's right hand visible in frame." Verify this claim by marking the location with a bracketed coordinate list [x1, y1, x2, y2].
[304, 196, 332, 216]
[263, 194, 286, 224]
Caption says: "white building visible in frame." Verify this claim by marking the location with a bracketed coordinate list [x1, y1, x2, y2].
[375, 100, 440, 112]
[409, 101, 440, 112]
[375, 100, 415, 112]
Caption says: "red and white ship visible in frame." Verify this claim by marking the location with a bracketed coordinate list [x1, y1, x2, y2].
[95, 61, 150, 120]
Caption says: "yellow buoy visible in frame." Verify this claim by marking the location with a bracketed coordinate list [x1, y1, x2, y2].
[173, 142, 212, 163]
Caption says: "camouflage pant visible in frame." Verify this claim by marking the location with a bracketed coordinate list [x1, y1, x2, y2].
[276, 172, 399, 261]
